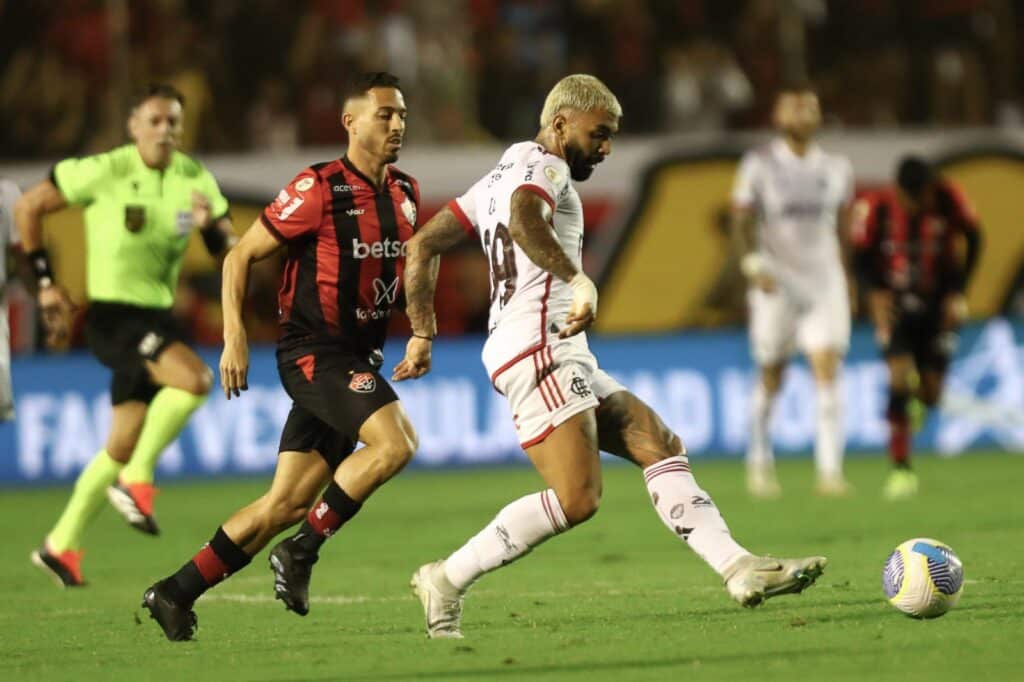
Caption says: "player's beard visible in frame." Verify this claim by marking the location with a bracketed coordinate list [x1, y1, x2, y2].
[565, 142, 601, 181]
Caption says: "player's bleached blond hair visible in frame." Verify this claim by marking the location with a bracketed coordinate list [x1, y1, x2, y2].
[539, 74, 622, 128]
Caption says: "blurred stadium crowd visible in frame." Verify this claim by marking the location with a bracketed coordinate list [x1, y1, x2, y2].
[2, 0, 1023, 352]
[2, 0, 1023, 158]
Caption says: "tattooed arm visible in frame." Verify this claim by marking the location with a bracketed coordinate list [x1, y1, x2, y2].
[508, 188, 597, 338]
[392, 206, 468, 381]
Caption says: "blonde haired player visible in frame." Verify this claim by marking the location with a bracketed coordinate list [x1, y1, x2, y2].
[395, 74, 827, 639]
[731, 85, 856, 498]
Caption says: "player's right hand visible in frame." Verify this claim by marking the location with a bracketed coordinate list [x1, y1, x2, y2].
[219, 333, 249, 399]
[739, 253, 776, 293]
[392, 336, 432, 381]
[38, 285, 74, 351]
[561, 272, 598, 338]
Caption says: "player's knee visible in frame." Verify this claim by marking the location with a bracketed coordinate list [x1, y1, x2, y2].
[761, 370, 784, 395]
[182, 367, 214, 396]
[560, 487, 601, 526]
[370, 433, 417, 482]
[106, 438, 137, 464]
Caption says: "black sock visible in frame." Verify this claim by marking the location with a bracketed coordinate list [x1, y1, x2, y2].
[292, 483, 362, 555]
[168, 527, 252, 603]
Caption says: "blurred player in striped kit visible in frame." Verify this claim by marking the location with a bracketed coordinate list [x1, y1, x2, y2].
[731, 85, 856, 498]
[853, 157, 981, 499]
[0, 178, 22, 422]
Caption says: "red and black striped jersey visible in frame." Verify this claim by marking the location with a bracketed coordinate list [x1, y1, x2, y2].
[261, 156, 419, 353]
[852, 181, 980, 299]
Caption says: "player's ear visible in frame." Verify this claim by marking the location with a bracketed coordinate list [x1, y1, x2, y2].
[552, 112, 569, 138]
[127, 109, 140, 142]
[341, 111, 355, 136]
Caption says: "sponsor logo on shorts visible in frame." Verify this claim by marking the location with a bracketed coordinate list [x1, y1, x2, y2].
[349, 372, 376, 393]
[690, 495, 714, 507]
[138, 332, 164, 358]
[314, 502, 329, 519]
[570, 376, 591, 398]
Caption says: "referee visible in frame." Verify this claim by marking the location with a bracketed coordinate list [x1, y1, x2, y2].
[16, 84, 235, 587]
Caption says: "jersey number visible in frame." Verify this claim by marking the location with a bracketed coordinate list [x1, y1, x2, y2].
[484, 223, 517, 308]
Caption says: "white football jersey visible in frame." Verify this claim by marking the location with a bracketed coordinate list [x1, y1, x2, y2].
[449, 141, 586, 380]
[732, 138, 853, 295]
[0, 180, 22, 289]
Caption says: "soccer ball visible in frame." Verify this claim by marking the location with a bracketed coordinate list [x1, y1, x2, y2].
[882, 538, 964, 618]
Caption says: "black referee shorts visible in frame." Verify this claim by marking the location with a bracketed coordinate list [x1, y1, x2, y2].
[276, 345, 398, 471]
[84, 302, 184, 405]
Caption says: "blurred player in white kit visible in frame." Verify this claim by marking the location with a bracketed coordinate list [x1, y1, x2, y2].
[396, 74, 826, 639]
[0, 179, 22, 422]
[730, 85, 856, 498]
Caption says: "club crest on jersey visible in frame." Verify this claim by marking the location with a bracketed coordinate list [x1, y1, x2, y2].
[544, 165, 564, 187]
[294, 177, 315, 192]
[124, 205, 145, 232]
[400, 196, 417, 226]
[349, 372, 376, 393]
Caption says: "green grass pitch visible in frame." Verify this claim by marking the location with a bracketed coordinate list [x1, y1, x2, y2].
[1, 452, 1020, 681]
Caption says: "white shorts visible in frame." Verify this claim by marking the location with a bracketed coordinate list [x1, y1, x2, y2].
[492, 340, 625, 448]
[748, 280, 850, 366]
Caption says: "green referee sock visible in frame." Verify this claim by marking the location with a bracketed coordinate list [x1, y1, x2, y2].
[48, 450, 123, 552]
[121, 387, 208, 485]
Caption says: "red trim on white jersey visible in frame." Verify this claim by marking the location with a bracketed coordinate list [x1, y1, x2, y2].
[489, 273, 553, 386]
[516, 183, 556, 212]
[447, 199, 476, 237]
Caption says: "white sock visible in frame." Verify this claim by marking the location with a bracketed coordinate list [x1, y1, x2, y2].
[815, 380, 844, 481]
[748, 381, 775, 470]
[644, 456, 750, 575]
[444, 489, 568, 591]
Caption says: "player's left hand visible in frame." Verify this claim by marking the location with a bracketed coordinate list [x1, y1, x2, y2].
[191, 191, 211, 229]
[393, 336, 432, 381]
[942, 293, 969, 330]
[561, 272, 598, 338]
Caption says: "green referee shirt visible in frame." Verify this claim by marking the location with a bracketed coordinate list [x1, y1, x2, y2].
[52, 144, 229, 309]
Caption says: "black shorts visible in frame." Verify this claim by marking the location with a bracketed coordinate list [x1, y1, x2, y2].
[84, 302, 183, 405]
[884, 308, 957, 373]
[277, 345, 398, 471]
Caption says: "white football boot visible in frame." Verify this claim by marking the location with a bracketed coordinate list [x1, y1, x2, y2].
[410, 560, 465, 639]
[724, 554, 828, 607]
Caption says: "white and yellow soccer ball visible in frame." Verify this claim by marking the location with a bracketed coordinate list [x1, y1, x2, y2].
[882, 538, 964, 618]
